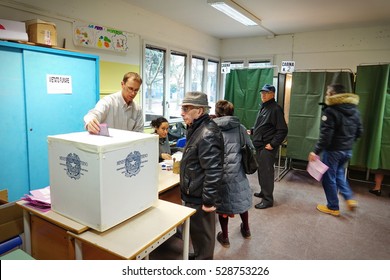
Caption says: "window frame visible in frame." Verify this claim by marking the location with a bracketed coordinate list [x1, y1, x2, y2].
[142, 40, 221, 126]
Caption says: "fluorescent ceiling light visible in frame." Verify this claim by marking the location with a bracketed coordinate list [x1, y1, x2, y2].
[208, 0, 261, 26]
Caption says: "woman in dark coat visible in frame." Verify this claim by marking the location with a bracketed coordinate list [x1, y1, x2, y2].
[213, 100, 253, 248]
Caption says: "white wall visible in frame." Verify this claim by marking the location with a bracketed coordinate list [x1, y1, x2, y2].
[2, 0, 390, 75]
[0, 0, 221, 64]
[221, 25, 390, 74]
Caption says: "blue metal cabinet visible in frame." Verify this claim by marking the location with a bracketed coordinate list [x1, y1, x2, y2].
[0, 41, 99, 201]
[0, 43, 29, 202]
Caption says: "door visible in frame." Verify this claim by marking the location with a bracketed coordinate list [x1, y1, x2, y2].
[0, 44, 30, 201]
[23, 49, 98, 192]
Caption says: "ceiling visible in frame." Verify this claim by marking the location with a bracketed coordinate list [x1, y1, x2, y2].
[125, 0, 390, 39]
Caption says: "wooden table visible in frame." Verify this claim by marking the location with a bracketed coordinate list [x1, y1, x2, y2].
[16, 200, 89, 259]
[158, 168, 179, 193]
[68, 199, 195, 260]
[16, 169, 183, 260]
[158, 169, 181, 204]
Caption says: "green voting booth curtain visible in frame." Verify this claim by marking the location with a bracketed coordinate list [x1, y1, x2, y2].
[224, 68, 273, 129]
[350, 64, 390, 170]
[286, 71, 354, 161]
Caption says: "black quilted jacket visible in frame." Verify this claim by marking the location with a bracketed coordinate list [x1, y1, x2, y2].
[314, 93, 363, 154]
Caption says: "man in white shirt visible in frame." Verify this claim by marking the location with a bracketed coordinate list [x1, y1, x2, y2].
[84, 72, 144, 133]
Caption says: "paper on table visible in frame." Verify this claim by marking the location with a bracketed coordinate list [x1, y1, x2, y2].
[172, 151, 182, 161]
[22, 186, 51, 211]
[307, 158, 329, 181]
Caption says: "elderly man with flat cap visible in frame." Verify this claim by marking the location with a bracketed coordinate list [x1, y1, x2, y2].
[252, 84, 288, 209]
[179, 91, 224, 260]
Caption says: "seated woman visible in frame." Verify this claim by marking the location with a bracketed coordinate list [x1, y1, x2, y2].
[151, 117, 172, 162]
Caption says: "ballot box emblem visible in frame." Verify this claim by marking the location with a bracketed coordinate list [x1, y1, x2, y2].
[65, 153, 81, 179]
[124, 151, 141, 177]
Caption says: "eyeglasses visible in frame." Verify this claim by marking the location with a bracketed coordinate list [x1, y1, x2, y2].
[125, 86, 139, 93]
[181, 106, 199, 113]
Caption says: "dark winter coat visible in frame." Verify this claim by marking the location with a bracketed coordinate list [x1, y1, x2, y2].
[214, 116, 252, 214]
[314, 93, 363, 154]
[252, 98, 288, 150]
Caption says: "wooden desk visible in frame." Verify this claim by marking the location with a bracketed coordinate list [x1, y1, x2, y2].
[69, 199, 195, 260]
[158, 169, 179, 193]
[158, 169, 181, 204]
[16, 200, 89, 260]
[16, 170, 182, 260]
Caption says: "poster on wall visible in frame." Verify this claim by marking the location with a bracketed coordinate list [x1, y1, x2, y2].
[73, 21, 134, 52]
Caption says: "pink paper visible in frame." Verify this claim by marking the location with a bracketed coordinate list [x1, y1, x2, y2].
[307, 158, 329, 181]
[98, 123, 110, 136]
[21, 186, 51, 211]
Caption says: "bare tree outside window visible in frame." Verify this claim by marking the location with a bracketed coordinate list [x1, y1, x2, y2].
[143, 44, 220, 124]
[191, 57, 204, 91]
[169, 52, 186, 121]
[144, 46, 165, 121]
[207, 60, 218, 113]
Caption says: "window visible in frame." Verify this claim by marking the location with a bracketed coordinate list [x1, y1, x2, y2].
[191, 56, 204, 91]
[169, 51, 186, 122]
[207, 60, 219, 112]
[229, 61, 244, 69]
[249, 60, 272, 68]
[144, 45, 165, 122]
[143, 43, 220, 125]
[224, 59, 272, 69]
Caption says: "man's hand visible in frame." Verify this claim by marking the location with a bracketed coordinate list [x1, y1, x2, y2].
[86, 118, 100, 134]
[265, 143, 273, 150]
[202, 205, 216, 212]
[308, 152, 319, 162]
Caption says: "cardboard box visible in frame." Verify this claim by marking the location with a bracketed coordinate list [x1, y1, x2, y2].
[48, 129, 159, 231]
[0, 19, 28, 41]
[0, 202, 23, 243]
[0, 189, 8, 204]
[25, 19, 57, 46]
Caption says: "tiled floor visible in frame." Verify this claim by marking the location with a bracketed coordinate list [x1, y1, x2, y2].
[150, 168, 390, 260]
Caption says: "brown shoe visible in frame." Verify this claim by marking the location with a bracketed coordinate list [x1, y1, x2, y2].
[240, 223, 251, 239]
[217, 231, 230, 248]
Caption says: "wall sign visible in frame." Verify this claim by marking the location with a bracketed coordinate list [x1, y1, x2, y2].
[281, 61, 295, 73]
[47, 74, 72, 94]
[221, 62, 231, 74]
[73, 21, 133, 52]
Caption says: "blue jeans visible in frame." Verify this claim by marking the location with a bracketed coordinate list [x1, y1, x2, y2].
[321, 150, 354, 210]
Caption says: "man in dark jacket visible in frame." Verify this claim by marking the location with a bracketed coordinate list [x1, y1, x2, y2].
[180, 91, 224, 260]
[309, 84, 363, 216]
[252, 84, 288, 209]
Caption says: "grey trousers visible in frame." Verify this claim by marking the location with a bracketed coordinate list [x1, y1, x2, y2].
[184, 202, 216, 260]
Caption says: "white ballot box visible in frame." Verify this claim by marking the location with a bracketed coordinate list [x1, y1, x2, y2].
[48, 129, 159, 231]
